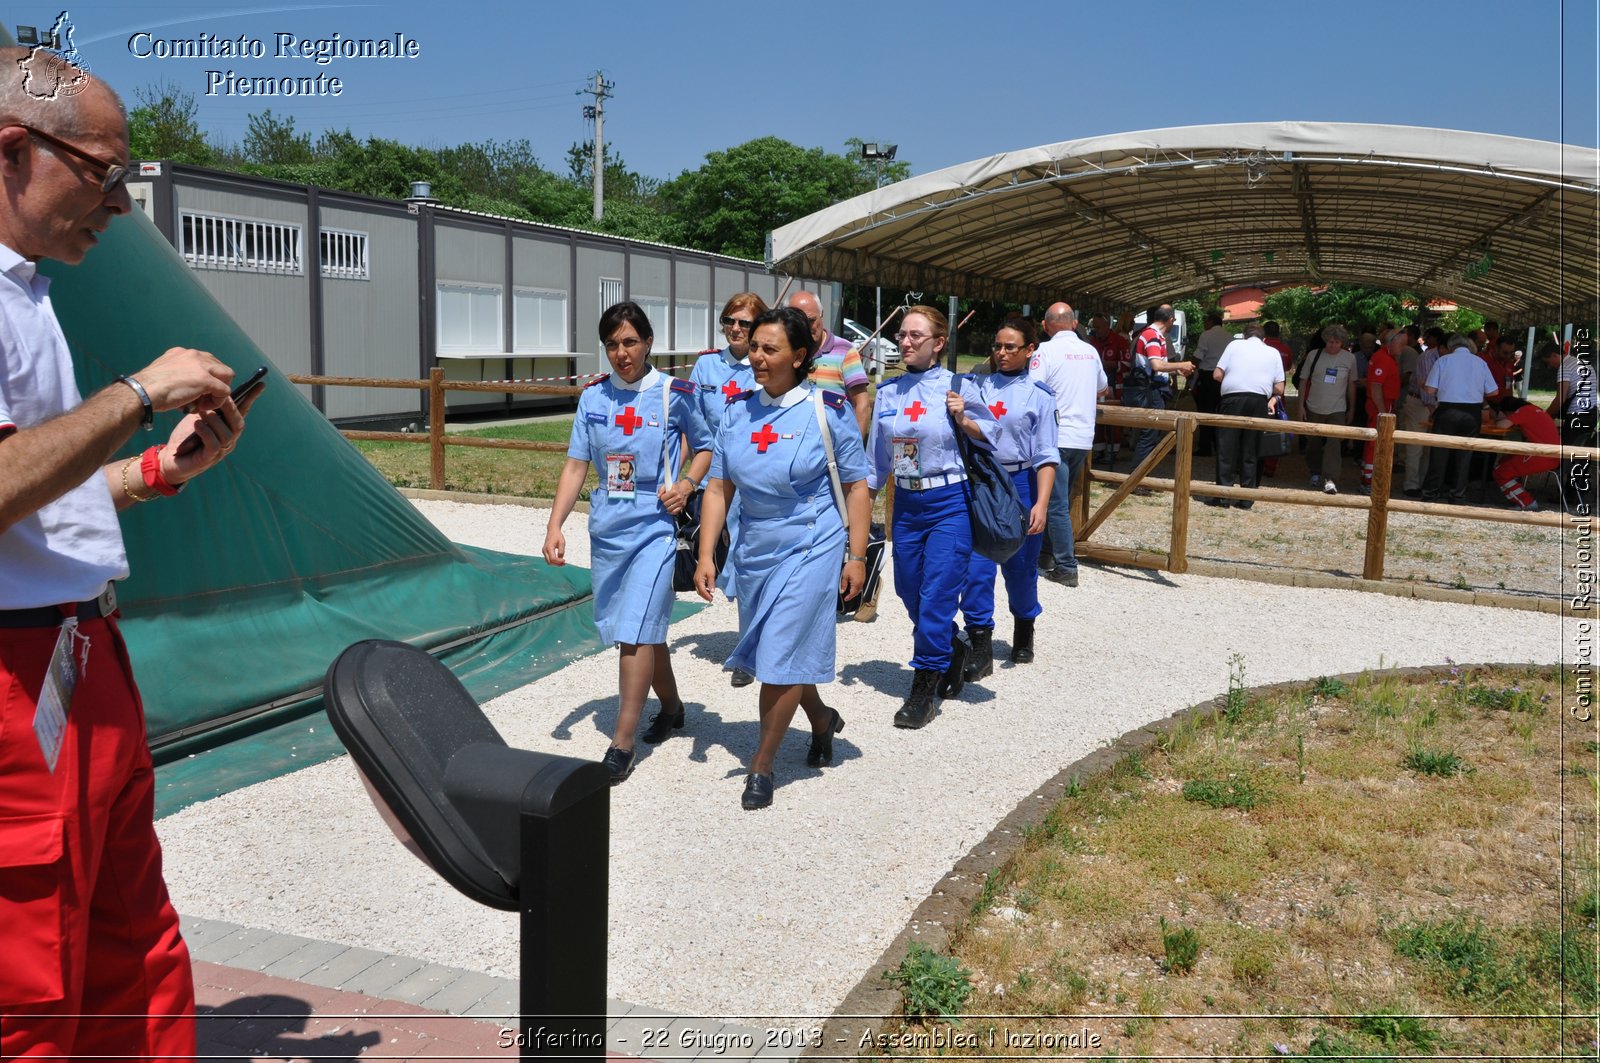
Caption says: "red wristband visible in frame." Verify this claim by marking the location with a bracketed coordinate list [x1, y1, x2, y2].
[140, 445, 184, 496]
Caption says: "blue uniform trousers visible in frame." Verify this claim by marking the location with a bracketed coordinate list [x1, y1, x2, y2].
[891, 481, 969, 671]
[1123, 385, 1167, 468]
[1041, 448, 1086, 573]
[961, 467, 1042, 627]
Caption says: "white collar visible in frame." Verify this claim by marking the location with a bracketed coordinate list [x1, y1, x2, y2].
[723, 346, 749, 367]
[612, 366, 661, 393]
[757, 383, 810, 408]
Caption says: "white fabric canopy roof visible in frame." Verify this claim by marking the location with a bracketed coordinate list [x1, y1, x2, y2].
[769, 122, 1599, 321]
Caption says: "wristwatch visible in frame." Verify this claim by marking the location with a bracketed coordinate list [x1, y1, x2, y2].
[117, 375, 154, 430]
[845, 552, 868, 563]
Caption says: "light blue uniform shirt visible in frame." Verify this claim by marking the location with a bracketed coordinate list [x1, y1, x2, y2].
[866, 366, 999, 490]
[970, 370, 1060, 469]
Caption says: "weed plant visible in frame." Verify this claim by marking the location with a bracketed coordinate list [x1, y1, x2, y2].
[885, 942, 973, 1024]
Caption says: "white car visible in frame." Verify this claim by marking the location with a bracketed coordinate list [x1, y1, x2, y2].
[842, 317, 900, 371]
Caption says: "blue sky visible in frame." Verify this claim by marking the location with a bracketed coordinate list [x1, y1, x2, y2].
[32, 0, 1600, 180]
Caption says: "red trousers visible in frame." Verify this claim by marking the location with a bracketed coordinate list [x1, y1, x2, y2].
[0, 616, 194, 1059]
[1493, 453, 1559, 486]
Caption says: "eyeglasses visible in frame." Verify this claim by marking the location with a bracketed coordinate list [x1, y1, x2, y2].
[894, 330, 933, 344]
[991, 342, 1026, 353]
[719, 316, 754, 331]
[22, 125, 129, 193]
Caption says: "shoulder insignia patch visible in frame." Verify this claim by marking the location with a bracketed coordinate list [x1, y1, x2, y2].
[584, 375, 609, 389]
[725, 389, 751, 404]
[1033, 380, 1056, 397]
[669, 378, 697, 395]
[821, 391, 846, 410]
[698, 347, 719, 356]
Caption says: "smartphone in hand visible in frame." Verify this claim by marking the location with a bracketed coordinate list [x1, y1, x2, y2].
[175, 365, 267, 456]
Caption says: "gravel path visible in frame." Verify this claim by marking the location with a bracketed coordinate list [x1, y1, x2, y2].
[157, 498, 1566, 1025]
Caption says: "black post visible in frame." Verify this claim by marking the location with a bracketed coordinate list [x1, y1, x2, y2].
[519, 774, 608, 1060]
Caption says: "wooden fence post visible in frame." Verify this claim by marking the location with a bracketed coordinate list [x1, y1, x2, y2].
[1169, 416, 1194, 574]
[1363, 412, 1397, 581]
[429, 367, 446, 491]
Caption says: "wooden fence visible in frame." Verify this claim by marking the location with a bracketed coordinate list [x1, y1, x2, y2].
[293, 370, 1595, 588]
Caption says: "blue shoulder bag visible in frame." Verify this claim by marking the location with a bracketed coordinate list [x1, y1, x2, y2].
[949, 377, 1027, 563]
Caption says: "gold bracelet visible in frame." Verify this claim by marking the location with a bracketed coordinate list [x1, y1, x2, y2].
[121, 456, 157, 503]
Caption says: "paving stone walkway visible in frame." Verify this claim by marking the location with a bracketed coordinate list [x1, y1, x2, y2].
[186, 914, 788, 1062]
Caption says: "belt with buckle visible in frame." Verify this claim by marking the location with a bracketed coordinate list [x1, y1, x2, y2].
[1000, 461, 1029, 472]
[895, 473, 965, 491]
[0, 584, 117, 628]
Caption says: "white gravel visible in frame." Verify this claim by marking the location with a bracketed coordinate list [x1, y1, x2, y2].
[158, 497, 1566, 1024]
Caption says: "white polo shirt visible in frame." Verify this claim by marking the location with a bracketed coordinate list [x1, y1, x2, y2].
[1030, 329, 1107, 450]
[1216, 336, 1285, 397]
[0, 243, 128, 608]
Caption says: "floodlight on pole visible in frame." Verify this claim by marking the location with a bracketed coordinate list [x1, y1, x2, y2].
[859, 142, 898, 379]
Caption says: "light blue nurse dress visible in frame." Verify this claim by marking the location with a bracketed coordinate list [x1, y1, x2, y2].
[567, 367, 710, 645]
[709, 385, 868, 684]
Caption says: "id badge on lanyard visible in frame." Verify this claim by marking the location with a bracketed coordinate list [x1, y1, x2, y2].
[34, 619, 89, 772]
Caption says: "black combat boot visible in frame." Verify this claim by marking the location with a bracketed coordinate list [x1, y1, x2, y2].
[937, 631, 971, 699]
[1010, 616, 1035, 664]
[962, 627, 994, 682]
[893, 669, 941, 729]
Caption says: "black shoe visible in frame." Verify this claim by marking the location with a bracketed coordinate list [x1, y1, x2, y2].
[1402, 488, 1423, 499]
[1044, 567, 1079, 587]
[962, 627, 994, 682]
[1234, 499, 1254, 510]
[741, 772, 774, 809]
[938, 632, 971, 698]
[1203, 496, 1229, 508]
[1010, 616, 1035, 664]
[601, 746, 635, 786]
[640, 703, 685, 744]
[730, 668, 754, 688]
[806, 708, 845, 768]
[894, 670, 941, 729]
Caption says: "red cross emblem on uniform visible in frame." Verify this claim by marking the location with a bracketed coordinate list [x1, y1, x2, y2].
[904, 400, 927, 421]
[615, 406, 643, 435]
[989, 400, 1008, 419]
[751, 423, 780, 453]
[721, 379, 742, 400]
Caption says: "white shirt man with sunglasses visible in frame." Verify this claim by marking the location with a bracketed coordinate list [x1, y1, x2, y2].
[0, 50, 257, 1057]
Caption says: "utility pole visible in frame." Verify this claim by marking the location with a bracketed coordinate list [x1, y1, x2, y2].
[580, 71, 614, 221]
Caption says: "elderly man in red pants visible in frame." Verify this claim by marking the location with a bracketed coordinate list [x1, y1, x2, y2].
[0, 47, 259, 1057]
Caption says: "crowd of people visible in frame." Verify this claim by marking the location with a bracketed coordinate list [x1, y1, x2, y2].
[1079, 311, 1593, 512]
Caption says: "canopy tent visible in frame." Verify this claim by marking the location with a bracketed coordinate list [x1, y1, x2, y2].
[769, 122, 1600, 323]
[43, 206, 611, 812]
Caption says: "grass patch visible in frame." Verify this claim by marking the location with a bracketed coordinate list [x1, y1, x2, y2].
[1181, 775, 1264, 810]
[884, 942, 972, 1023]
[1403, 745, 1468, 777]
[878, 664, 1591, 1060]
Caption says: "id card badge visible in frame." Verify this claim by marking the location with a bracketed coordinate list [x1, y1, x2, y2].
[892, 436, 922, 480]
[606, 453, 638, 500]
[1322, 366, 1341, 385]
[33, 620, 85, 773]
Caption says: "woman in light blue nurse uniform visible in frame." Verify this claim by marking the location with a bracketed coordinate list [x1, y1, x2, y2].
[956, 317, 1057, 680]
[544, 301, 711, 786]
[865, 305, 998, 730]
[693, 306, 871, 810]
[688, 292, 766, 687]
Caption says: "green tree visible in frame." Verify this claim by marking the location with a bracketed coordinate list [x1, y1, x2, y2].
[1259, 284, 1418, 336]
[127, 81, 213, 164]
[1432, 306, 1486, 335]
[242, 109, 313, 166]
[659, 137, 881, 259]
